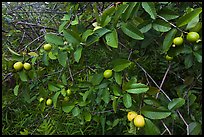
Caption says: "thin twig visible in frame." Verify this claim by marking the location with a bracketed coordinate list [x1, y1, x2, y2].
[156, 63, 171, 99]
[67, 60, 74, 82]
[157, 15, 188, 34]
[161, 120, 172, 135]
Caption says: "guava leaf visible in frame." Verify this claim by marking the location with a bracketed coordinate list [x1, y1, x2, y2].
[72, 106, 80, 117]
[144, 118, 161, 135]
[62, 104, 75, 113]
[105, 29, 118, 48]
[153, 19, 171, 32]
[74, 46, 83, 63]
[14, 85, 19, 96]
[112, 59, 131, 72]
[189, 122, 202, 135]
[142, 2, 157, 20]
[121, 2, 137, 22]
[52, 91, 61, 108]
[18, 70, 28, 82]
[91, 73, 104, 86]
[162, 28, 177, 52]
[123, 93, 132, 108]
[126, 83, 149, 94]
[48, 83, 60, 92]
[168, 98, 185, 110]
[58, 50, 67, 67]
[45, 33, 64, 46]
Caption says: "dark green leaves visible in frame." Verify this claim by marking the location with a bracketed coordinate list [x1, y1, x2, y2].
[74, 46, 83, 63]
[63, 29, 81, 45]
[121, 22, 144, 40]
[144, 118, 161, 135]
[142, 2, 157, 20]
[189, 122, 202, 135]
[162, 28, 177, 52]
[123, 93, 132, 108]
[58, 50, 67, 67]
[91, 73, 103, 86]
[153, 19, 171, 32]
[168, 98, 185, 110]
[176, 8, 202, 27]
[105, 29, 118, 48]
[141, 106, 171, 119]
[45, 33, 64, 46]
[112, 59, 131, 72]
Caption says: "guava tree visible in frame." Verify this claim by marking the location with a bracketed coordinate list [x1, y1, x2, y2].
[2, 2, 202, 135]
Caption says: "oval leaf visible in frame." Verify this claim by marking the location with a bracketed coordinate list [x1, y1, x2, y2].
[91, 73, 103, 86]
[114, 72, 122, 85]
[45, 33, 64, 46]
[18, 71, 28, 82]
[14, 85, 19, 96]
[52, 91, 61, 108]
[126, 83, 149, 94]
[58, 50, 67, 67]
[102, 88, 110, 104]
[144, 118, 161, 135]
[189, 122, 201, 135]
[168, 98, 185, 110]
[105, 29, 118, 48]
[112, 59, 131, 72]
[176, 8, 202, 27]
[121, 2, 137, 22]
[72, 106, 80, 117]
[153, 19, 171, 32]
[162, 28, 177, 52]
[123, 93, 132, 108]
[142, 2, 157, 20]
[74, 46, 83, 63]
[83, 111, 92, 122]
[63, 29, 81, 45]
[121, 22, 144, 40]
[141, 106, 171, 119]
[62, 104, 75, 113]
[48, 83, 60, 92]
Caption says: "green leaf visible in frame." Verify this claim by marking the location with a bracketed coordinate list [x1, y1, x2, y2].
[63, 29, 81, 45]
[162, 28, 177, 52]
[83, 90, 92, 102]
[42, 52, 49, 66]
[144, 118, 161, 135]
[82, 29, 94, 42]
[112, 59, 131, 72]
[114, 72, 122, 85]
[91, 73, 103, 86]
[61, 14, 71, 21]
[100, 6, 115, 27]
[121, 2, 137, 22]
[112, 4, 129, 27]
[153, 19, 171, 32]
[189, 122, 202, 135]
[52, 91, 61, 109]
[142, 2, 157, 20]
[102, 88, 110, 104]
[18, 70, 28, 82]
[126, 83, 149, 94]
[112, 119, 120, 127]
[141, 105, 171, 119]
[58, 50, 67, 67]
[138, 21, 152, 33]
[83, 111, 92, 122]
[112, 96, 118, 113]
[14, 85, 19, 96]
[186, 15, 199, 30]
[74, 46, 83, 63]
[121, 22, 144, 40]
[123, 93, 132, 108]
[86, 35, 99, 46]
[45, 33, 64, 46]
[193, 51, 202, 63]
[7, 46, 21, 56]
[72, 106, 80, 117]
[176, 8, 202, 27]
[60, 88, 67, 97]
[158, 8, 179, 20]
[48, 83, 60, 92]
[168, 98, 185, 110]
[62, 104, 75, 113]
[184, 54, 193, 69]
[61, 73, 67, 85]
[112, 84, 121, 96]
[94, 27, 111, 38]
[71, 16, 79, 25]
[48, 52, 57, 60]
[105, 29, 118, 48]
[59, 21, 68, 33]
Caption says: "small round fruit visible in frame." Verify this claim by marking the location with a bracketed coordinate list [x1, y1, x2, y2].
[173, 37, 183, 46]
[64, 96, 69, 102]
[134, 115, 145, 127]
[66, 89, 72, 96]
[39, 97, 44, 102]
[43, 44, 52, 51]
[13, 62, 23, 71]
[103, 69, 113, 79]
[166, 55, 173, 61]
[186, 32, 200, 42]
[23, 63, 31, 70]
[46, 99, 52, 106]
[127, 111, 138, 121]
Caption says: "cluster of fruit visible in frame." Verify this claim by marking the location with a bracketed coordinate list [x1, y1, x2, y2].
[127, 111, 145, 128]
[166, 31, 200, 61]
[39, 89, 72, 106]
[13, 62, 32, 71]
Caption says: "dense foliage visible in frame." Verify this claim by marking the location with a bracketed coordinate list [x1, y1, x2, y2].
[2, 2, 202, 135]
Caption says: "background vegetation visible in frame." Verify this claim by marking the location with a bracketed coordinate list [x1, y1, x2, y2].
[2, 2, 202, 135]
